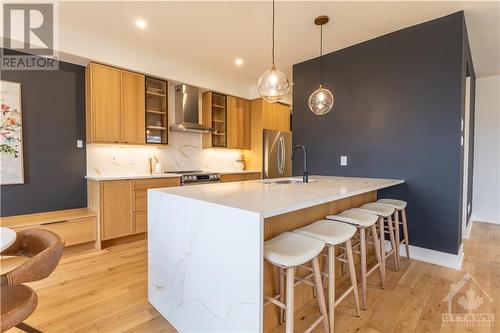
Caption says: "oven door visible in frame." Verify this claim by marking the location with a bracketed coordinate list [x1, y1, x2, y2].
[182, 180, 222, 186]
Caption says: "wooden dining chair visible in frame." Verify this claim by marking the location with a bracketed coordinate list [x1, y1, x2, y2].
[0, 229, 64, 333]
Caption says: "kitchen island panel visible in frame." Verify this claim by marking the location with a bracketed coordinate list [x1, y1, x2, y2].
[148, 191, 263, 332]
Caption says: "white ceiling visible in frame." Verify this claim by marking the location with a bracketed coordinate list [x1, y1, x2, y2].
[59, 1, 500, 99]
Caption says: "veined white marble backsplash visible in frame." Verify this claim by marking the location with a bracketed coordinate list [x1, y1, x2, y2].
[86, 132, 244, 176]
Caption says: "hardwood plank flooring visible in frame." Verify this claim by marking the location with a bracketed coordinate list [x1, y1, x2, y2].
[4, 222, 500, 332]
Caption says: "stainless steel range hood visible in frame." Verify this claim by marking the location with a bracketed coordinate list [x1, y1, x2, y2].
[170, 84, 214, 134]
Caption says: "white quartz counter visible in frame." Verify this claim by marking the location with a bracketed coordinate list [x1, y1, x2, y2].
[85, 170, 260, 181]
[152, 175, 404, 218]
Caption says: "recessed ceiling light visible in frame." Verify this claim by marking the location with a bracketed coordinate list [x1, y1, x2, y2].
[235, 58, 244, 66]
[135, 19, 147, 29]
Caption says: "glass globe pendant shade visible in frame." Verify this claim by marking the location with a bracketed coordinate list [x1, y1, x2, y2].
[257, 65, 290, 103]
[308, 86, 334, 115]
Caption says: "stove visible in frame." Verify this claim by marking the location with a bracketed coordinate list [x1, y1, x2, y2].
[165, 170, 221, 185]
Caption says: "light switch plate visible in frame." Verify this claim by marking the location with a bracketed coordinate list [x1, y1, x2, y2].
[340, 156, 348, 166]
[76, 140, 83, 148]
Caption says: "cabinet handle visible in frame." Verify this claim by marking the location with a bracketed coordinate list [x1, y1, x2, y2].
[41, 220, 68, 226]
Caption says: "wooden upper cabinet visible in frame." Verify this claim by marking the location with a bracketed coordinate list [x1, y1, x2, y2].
[226, 96, 251, 149]
[86, 62, 147, 144]
[101, 180, 133, 240]
[89, 63, 121, 143]
[121, 71, 145, 144]
[263, 101, 291, 132]
[226, 96, 239, 149]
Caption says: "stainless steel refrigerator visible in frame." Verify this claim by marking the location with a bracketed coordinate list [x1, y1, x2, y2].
[263, 129, 292, 179]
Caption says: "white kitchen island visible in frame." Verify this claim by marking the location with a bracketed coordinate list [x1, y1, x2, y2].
[148, 176, 404, 332]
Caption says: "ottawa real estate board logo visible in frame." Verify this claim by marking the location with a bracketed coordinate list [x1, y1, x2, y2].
[2, 2, 58, 70]
[442, 272, 495, 328]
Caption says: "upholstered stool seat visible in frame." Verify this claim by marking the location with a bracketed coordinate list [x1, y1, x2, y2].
[352, 203, 395, 217]
[326, 209, 384, 309]
[264, 231, 325, 268]
[326, 210, 378, 228]
[0, 285, 38, 332]
[264, 232, 329, 333]
[293, 220, 360, 332]
[376, 199, 407, 210]
[294, 220, 356, 245]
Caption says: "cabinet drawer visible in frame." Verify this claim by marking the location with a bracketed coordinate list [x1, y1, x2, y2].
[220, 172, 261, 183]
[134, 190, 147, 212]
[14, 218, 96, 247]
[133, 177, 180, 190]
[134, 212, 147, 233]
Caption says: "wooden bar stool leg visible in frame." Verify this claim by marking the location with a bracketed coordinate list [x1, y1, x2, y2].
[16, 323, 43, 333]
[327, 245, 335, 333]
[371, 224, 385, 288]
[386, 216, 399, 271]
[394, 210, 401, 269]
[345, 239, 360, 316]
[402, 208, 410, 259]
[378, 217, 386, 276]
[285, 267, 295, 333]
[359, 228, 367, 310]
[312, 257, 330, 333]
[279, 267, 285, 324]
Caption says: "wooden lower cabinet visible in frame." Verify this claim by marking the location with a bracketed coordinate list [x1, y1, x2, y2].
[101, 180, 133, 240]
[220, 172, 261, 182]
[88, 177, 181, 247]
[134, 212, 147, 234]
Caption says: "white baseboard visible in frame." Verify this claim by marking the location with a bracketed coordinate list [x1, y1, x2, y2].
[384, 241, 464, 270]
[470, 214, 500, 225]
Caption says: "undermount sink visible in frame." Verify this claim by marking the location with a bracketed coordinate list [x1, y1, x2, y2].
[261, 178, 315, 185]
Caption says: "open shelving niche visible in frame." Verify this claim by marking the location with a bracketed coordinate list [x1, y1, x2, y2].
[145, 77, 168, 144]
[211, 93, 227, 147]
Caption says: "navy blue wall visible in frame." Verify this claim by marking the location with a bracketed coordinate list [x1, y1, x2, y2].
[292, 12, 474, 254]
[1, 51, 87, 217]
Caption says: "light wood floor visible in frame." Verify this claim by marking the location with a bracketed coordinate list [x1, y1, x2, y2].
[4, 222, 500, 333]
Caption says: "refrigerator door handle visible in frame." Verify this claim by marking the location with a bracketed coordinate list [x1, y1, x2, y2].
[278, 135, 285, 175]
[276, 136, 282, 175]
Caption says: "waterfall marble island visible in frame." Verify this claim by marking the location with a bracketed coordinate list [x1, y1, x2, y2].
[148, 176, 404, 332]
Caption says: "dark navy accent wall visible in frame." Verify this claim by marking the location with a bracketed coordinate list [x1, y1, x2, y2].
[1, 50, 87, 217]
[292, 12, 474, 254]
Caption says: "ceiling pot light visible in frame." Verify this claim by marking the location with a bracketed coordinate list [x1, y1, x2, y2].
[308, 15, 334, 115]
[257, 0, 289, 103]
[135, 19, 147, 29]
[235, 58, 244, 66]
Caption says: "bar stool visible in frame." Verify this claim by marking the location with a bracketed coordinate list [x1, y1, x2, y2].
[264, 231, 329, 333]
[351, 203, 399, 272]
[377, 199, 410, 267]
[293, 220, 360, 333]
[325, 209, 384, 309]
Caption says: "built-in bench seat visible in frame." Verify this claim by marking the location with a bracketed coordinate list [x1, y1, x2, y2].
[0, 208, 97, 248]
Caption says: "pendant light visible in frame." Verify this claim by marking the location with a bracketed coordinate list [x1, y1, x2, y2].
[257, 0, 289, 103]
[308, 15, 334, 115]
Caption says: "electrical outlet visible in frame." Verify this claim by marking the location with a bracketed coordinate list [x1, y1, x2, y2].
[76, 140, 83, 148]
[340, 156, 348, 166]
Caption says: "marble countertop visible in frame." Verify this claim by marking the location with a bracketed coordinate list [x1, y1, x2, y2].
[85, 170, 260, 181]
[152, 175, 404, 218]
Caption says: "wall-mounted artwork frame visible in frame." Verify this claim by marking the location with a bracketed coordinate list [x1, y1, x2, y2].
[1, 80, 24, 185]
